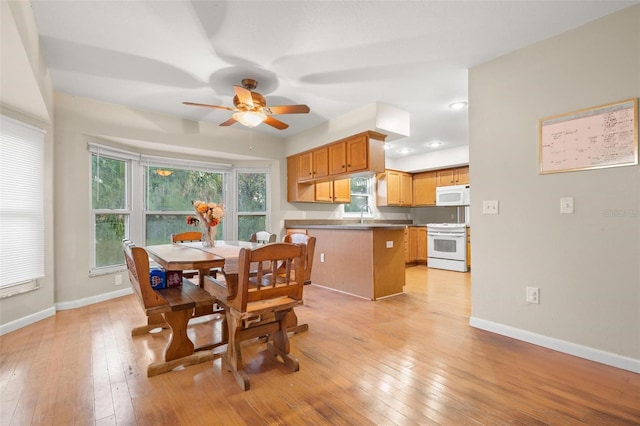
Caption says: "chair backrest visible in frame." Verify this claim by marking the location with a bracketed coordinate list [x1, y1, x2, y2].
[233, 242, 305, 312]
[171, 231, 202, 243]
[249, 231, 276, 243]
[122, 239, 168, 312]
[283, 233, 316, 283]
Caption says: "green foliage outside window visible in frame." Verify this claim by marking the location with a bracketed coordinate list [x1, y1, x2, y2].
[145, 167, 225, 245]
[95, 214, 126, 267]
[344, 177, 371, 213]
[92, 155, 127, 268]
[237, 172, 267, 240]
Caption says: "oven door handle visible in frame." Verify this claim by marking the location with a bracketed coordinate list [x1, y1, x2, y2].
[428, 231, 465, 237]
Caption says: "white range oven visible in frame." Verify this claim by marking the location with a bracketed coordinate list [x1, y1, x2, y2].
[427, 223, 468, 272]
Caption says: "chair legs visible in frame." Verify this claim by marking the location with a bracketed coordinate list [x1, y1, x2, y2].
[223, 308, 300, 391]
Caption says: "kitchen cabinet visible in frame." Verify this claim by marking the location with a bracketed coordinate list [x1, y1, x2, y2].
[328, 133, 375, 175]
[287, 156, 315, 202]
[291, 130, 386, 185]
[315, 178, 351, 203]
[376, 169, 413, 206]
[437, 166, 469, 186]
[298, 147, 329, 181]
[416, 227, 427, 263]
[466, 227, 471, 270]
[412, 171, 437, 206]
[405, 226, 427, 265]
[288, 155, 350, 203]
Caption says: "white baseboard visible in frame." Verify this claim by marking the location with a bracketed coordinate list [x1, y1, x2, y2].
[0, 306, 56, 336]
[469, 316, 640, 374]
[55, 287, 133, 311]
[1, 287, 135, 336]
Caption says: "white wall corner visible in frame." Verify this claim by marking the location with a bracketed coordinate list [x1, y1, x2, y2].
[375, 103, 410, 141]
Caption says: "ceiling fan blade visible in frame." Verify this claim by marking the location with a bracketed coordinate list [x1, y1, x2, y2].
[263, 116, 289, 130]
[233, 85, 254, 108]
[219, 117, 237, 127]
[183, 101, 234, 111]
[268, 105, 310, 115]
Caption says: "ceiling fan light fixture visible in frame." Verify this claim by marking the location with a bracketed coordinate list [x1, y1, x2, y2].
[233, 110, 267, 128]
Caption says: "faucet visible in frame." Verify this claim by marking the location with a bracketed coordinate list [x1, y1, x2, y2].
[360, 204, 372, 224]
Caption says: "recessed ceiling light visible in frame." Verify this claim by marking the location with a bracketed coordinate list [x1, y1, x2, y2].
[428, 141, 443, 148]
[448, 101, 468, 110]
[384, 143, 393, 150]
[398, 148, 412, 154]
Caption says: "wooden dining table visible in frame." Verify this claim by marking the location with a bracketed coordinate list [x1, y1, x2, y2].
[143, 240, 307, 375]
[146, 240, 262, 295]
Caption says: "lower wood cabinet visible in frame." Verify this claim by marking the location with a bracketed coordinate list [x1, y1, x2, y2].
[405, 226, 427, 265]
[466, 227, 471, 270]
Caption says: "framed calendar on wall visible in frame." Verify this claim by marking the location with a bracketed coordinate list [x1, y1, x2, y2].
[539, 98, 638, 174]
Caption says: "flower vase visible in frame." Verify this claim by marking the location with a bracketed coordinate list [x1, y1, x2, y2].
[201, 225, 216, 247]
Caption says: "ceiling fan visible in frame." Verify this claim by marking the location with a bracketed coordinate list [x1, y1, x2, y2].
[183, 78, 310, 130]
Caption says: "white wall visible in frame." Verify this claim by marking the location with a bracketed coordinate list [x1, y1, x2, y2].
[469, 6, 640, 371]
[0, 2, 56, 332]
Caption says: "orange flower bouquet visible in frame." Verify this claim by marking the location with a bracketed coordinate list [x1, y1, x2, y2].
[192, 200, 224, 247]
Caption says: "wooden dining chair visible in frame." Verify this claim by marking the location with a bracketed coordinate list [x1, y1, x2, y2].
[249, 231, 276, 243]
[280, 233, 315, 335]
[205, 242, 306, 391]
[283, 233, 316, 285]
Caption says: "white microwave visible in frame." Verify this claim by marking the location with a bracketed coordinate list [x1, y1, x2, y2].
[436, 184, 470, 206]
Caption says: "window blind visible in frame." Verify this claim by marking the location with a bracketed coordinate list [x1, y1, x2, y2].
[0, 115, 45, 291]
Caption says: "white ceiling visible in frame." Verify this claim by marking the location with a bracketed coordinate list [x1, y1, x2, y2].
[29, 0, 637, 159]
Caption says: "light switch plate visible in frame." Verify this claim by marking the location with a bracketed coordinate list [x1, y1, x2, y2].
[482, 200, 499, 215]
[386, 241, 393, 248]
[560, 197, 574, 214]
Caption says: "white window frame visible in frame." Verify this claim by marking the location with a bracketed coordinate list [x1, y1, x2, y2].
[88, 144, 134, 274]
[342, 176, 375, 218]
[89, 143, 274, 276]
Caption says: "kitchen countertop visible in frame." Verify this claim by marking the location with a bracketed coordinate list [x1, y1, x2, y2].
[299, 224, 407, 230]
[285, 219, 412, 229]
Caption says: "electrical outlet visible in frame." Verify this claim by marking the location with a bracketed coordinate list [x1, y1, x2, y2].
[320, 253, 325, 263]
[115, 274, 123, 286]
[386, 241, 393, 248]
[482, 200, 499, 215]
[526, 286, 539, 304]
[560, 197, 574, 214]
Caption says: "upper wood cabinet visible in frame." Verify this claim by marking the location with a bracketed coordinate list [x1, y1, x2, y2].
[295, 131, 386, 183]
[329, 133, 372, 174]
[437, 166, 469, 186]
[289, 154, 351, 203]
[315, 178, 351, 203]
[298, 147, 329, 181]
[288, 156, 315, 202]
[412, 171, 437, 206]
[376, 169, 413, 206]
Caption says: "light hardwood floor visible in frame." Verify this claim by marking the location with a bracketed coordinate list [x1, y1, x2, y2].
[1, 266, 639, 425]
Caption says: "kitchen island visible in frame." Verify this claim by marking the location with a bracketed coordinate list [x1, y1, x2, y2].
[285, 222, 406, 300]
